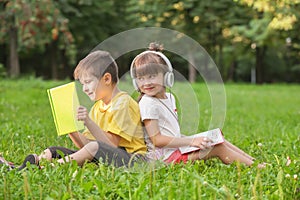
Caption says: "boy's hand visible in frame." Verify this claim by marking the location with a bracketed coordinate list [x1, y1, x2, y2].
[77, 106, 91, 124]
[190, 137, 213, 150]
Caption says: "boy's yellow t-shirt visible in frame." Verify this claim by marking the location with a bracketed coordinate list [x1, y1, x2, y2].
[82, 92, 146, 154]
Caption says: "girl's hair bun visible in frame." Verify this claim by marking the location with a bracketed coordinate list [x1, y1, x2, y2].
[148, 42, 164, 52]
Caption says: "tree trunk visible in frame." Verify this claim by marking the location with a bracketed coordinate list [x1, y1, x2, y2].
[255, 46, 266, 84]
[50, 41, 58, 79]
[228, 60, 237, 82]
[218, 44, 224, 80]
[188, 52, 197, 83]
[9, 26, 20, 77]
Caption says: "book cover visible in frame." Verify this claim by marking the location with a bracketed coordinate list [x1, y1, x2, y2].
[47, 82, 85, 136]
[179, 128, 224, 154]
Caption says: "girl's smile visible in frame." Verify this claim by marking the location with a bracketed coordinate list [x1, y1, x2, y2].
[136, 73, 167, 99]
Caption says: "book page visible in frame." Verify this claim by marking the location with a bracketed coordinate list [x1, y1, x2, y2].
[179, 128, 224, 154]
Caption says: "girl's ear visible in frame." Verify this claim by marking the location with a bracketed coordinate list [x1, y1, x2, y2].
[103, 72, 112, 85]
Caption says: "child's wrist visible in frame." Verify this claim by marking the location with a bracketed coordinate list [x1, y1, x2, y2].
[84, 118, 93, 126]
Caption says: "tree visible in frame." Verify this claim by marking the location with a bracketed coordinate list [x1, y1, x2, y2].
[125, 0, 238, 82]
[230, 0, 299, 83]
[0, 0, 75, 78]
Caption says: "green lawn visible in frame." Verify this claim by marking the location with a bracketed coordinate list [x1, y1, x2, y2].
[0, 78, 299, 199]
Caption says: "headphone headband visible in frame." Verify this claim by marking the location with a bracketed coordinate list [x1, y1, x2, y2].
[130, 50, 173, 78]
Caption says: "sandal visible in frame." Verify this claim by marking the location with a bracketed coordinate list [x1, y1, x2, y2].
[0, 156, 15, 170]
[18, 154, 39, 171]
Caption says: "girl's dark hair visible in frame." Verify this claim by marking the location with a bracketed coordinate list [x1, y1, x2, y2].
[148, 42, 164, 52]
[132, 42, 168, 79]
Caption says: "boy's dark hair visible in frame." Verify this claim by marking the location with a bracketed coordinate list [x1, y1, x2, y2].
[74, 50, 119, 83]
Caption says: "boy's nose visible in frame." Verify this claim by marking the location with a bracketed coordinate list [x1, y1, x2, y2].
[83, 85, 88, 92]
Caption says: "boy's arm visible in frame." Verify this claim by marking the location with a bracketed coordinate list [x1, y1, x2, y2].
[84, 119, 121, 147]
[77, 106, 121, 147]
[68, 132, 90, 149]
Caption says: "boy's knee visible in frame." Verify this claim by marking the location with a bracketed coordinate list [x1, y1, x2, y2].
[83, 141, 99, 157]
[40, 148, 53, 161]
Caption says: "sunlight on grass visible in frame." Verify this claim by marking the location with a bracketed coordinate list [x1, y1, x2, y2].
[1, 78, 299, 199]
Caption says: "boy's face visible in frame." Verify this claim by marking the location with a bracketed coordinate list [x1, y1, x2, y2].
[136, 72, 166, 98]
[80, 73, 105, 101]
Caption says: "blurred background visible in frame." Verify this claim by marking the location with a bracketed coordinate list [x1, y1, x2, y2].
[0, 0, 299, 83]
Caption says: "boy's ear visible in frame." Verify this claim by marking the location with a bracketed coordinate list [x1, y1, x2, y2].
[103, 73, 112, 85]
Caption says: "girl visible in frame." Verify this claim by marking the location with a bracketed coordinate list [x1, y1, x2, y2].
[130, 42, 265, 168]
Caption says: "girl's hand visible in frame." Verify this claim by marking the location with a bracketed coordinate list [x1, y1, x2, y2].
[190, 137, 213, 150]
[77, 106, 91, 124]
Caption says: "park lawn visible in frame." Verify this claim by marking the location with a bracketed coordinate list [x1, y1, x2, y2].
[0, 78, 299, 199]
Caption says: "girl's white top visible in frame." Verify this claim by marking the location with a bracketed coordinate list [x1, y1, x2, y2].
[139, 93, 180, 161]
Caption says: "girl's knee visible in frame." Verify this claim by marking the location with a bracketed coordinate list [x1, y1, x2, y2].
[207, 143, 228, 158]
[211, 143, 225, 153]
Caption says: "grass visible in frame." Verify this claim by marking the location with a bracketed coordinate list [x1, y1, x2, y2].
[0, 78, 299, 199]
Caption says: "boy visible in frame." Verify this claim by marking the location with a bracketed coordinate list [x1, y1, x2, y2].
[19, 50, 147, 169]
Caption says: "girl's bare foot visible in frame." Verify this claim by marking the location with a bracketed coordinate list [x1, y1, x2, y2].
[257, 162, 268, 169]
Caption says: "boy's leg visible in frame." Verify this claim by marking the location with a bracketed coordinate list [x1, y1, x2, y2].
[18, 146, 78, 170]
[56, 142, 96, 166]
[40, 146, 77, 161]
[93, 141, 135, 167]
[56, 141, 136, 167]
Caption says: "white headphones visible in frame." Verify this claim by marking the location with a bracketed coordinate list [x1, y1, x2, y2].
[130, 50, 174, 90]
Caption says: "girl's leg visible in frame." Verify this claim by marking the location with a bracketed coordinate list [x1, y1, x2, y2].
[206, 143, 254, 165]
[189, 143, 254, 166]
[223, 140, 255, 161]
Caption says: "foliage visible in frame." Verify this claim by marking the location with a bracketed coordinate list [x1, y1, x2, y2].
[59, 0, 128, 58]
[0, 0, 76, 62]
[0, 79, 299, 199]
[0, 0, 300, 82]
[125, 0, 300, 83]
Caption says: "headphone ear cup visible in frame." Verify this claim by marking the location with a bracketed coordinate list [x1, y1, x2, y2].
[164, 72, 174, 87]
[132, 79, 139, 90]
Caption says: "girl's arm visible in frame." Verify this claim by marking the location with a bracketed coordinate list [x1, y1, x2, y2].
[144, 119, 211, 149]
[77, 106, 120, 147]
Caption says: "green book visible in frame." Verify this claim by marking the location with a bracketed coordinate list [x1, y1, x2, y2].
[47, 82, 88, 136]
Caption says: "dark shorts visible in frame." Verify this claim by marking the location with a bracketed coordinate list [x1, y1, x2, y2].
[47, 141, 145, 168]
[47, 146, 77, 159]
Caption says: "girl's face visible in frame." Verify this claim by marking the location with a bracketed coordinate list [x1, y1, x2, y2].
[136, 72, 166, 99]
[80, 73, 107, 101]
